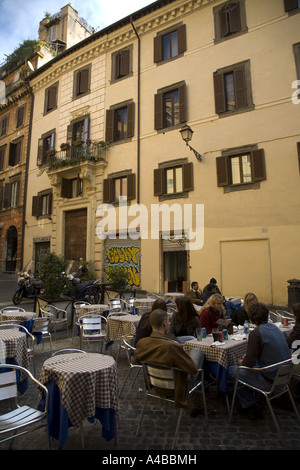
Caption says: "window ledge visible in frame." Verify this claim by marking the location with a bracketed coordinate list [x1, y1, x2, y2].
[223, 181, 260, 193]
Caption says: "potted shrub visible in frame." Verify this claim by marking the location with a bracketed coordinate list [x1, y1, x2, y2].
[106, 266, 130, 297]
[38, 252, 71, 300]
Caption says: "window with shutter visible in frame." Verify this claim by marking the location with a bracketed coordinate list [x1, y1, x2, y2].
[154, 160, 193, 199]
[9, 140, 22, 166]
[213, 60, 253, 116]
[37, 130, 55, 166]
[73, 65, 91, 99]
[105, 102, 134, 143]
[1, 116, 9, 136]
[214, 1, 247, 43]
[0, 146, 5, 171]
[154, 24, 186, 63]
[112, 46, 132, 81]
[16, 106, 24, 128]
[216, 146, 266, 189]
[103, 172, 136, 204]
[44, 82, 58, 114]
[155, 82, 186, 131]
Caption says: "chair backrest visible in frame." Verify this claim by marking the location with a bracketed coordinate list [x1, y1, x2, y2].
[0, 368, 18, 401]
[269, 311, 282, 323]
[79, 314, 107, 334]
[108, 298, 125, 311]
[40, 306, 53, 317]
[108, 311, 129, 317]
[142, 362, 176, 393]
[74, 301, 91, 316]
[276, 310, 295, 321]
[47, 304, 67, 319]
[32, 317, 52, 334]
[1, 306, 26, 313]
[52, 349, 86, 356]
[122, 334, 136, 363]
[265, 360, 294, 393]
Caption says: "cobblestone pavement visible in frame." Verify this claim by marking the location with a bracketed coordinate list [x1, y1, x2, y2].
[1, 326, 300, 454]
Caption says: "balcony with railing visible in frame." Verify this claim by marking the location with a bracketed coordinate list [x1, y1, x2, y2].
[46, 140, 108, 171]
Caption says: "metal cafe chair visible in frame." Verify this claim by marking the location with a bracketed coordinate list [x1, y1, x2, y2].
[108, 298, 126, 313]
[0, 363, 50, 449]
[72, 301, 91, 343]
[119, 334, 142, 397]
[136, 362, 208, 449]
[276, 309, 295, 322]
[79, 314, 107, 352]
[40, 304, 69, 340]
[52, 348, 86, 356]
[228, 359, 300, 442]
[31, 317, 53, 355]
[0, 323, 36, 375]
[0, 306, 26, 313]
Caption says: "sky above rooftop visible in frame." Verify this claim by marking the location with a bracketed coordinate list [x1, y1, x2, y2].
[0, 0, 154, 65]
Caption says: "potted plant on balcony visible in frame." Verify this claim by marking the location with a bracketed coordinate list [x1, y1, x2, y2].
[60, 142, 70, 151]
[73, 139, 83, 147]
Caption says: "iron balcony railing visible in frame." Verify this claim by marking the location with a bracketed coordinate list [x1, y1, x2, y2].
[46, 141, 107, 171]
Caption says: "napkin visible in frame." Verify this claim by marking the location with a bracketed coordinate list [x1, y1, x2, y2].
[231, 334, 247, 341]
[211, 341, 226, 346]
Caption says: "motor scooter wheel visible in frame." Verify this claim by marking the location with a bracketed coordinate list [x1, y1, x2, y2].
[88, 286, 100, 304]
[13, 290, 24, 305]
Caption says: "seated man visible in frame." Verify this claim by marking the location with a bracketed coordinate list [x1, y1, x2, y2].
[228, 302, 291, 419]
[135, 308, 204, 411]
[186, 281, 203, 306]
[203, 278, 222, 295]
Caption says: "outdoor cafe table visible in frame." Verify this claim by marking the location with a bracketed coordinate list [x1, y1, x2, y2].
[183, 334, 248, 393]
[0, 329, 29, 392]
[105, 314, 140, 344]
[133, 298, 155, 315]
[0, 310, 36, 331]
[164, 292, 185, 303]
[38, 352, 118, 449]
[79, 304, 109, 316]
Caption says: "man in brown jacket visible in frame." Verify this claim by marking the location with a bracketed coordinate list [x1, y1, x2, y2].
[135, 308, 203, 409]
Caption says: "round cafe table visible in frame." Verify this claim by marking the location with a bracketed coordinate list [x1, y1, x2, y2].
[0, 311, 36, 332]
[38, 352, 118, 449]
[0, 329, 29, 392]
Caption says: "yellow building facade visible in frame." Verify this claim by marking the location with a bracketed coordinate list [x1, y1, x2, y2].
[23, 0, 300, 305]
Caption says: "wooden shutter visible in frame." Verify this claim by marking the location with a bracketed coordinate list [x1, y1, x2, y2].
[32, 196, 39, 217]
[297, 142, 300, 172]
[127, 173, 136, 201]
[4, 183, 10, 208]
[127, 102, 135, 138]
[8, 143, 16, 166]
[16, 106, 24, 127]
[37, 138, 44, 166]
[103, 178, 113, 203]
[48, 86, 57, 110]
[234, 68, 248, 109]
[182, 162, 194, 192]
[179, 83, 187, 123]
[153, 168, 164, 196]
[229, 2, 241, 33]
[0, 185, 3, 210]
[66, 125, 73, 159]
[213, 72, 226, 114]
[284, 0, 298, 12]
[177, 24, 187, 54]
[154, 35, 163, 63]
[105, 109, 114, 143]
[119, 50, 130, 77]
[154, 93, 163, 130]
[78, 68, 89, 95]
[216, 156, 229, 186]
[251, 149, 266, 181]
[61, 178, 72, 198]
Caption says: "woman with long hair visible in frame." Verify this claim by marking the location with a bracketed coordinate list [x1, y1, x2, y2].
[232, 293, 258, 326]
[199, 293, 225, 334]
[134, 298, 167, 346]
[168, 295, 201, 343]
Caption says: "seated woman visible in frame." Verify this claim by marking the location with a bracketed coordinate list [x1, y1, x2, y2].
[199, 293, 225, 334]
[168, 296, 201, 343]
[134, 298, 167, 346]
[231, 293, 258, 326]
[286, 303, 300, 398]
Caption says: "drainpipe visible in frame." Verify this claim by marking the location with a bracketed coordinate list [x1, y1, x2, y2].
[20, 81, 34, 269]
[130, 17, 141, 204]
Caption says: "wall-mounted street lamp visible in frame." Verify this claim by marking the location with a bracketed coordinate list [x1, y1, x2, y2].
[179, 125, 202, 162]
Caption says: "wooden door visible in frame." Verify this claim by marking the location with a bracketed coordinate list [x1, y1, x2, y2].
[65, 209, 87, 261]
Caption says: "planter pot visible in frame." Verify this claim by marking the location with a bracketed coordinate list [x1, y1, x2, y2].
[34, 295, 73, 329]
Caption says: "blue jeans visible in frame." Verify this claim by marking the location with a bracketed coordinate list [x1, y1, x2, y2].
[228, 365, 272, 409]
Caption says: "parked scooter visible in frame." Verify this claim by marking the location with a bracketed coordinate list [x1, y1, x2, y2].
[67, 275, 102, 304]
[13, 269, 43, 304]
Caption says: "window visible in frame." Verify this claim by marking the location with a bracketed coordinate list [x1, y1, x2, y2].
[216, 147, 266, 190]
[0, 181, 3, 210]
[61, 177, 82, 198]
[44, 82, 58, 114]
[32, 189, 53, 218]
[214, 1, 247, 42]
[16, 106, 25, 128]
[213, 60, 253, 115]
[3, 180, 19, 208]
[155, 82, 186, 131]
[154, 160, 193, 199]
[37, 130, 55, 166]
[284, 0, 300, 13]
[49, 25, 57, 42]
[8, 140, 22, 166]
[1, 116, 9, 136]
[105, 102, 135, 143]
[111, 46, 132, 81]
[154, 24, 186, 63]
[103, 172, 136, 203]
[73, 65, 91, 99]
